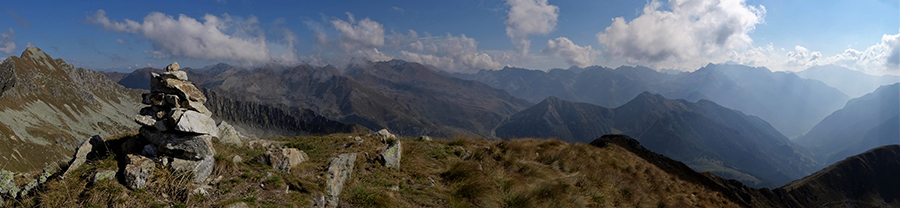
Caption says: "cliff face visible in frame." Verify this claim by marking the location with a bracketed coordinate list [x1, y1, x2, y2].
[0, 47, 142, 172]
[202, 88, 368, 138]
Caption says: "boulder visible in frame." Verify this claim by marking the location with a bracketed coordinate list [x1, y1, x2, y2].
[93, 170, 116, 183]
[63, 135, 106, 178]
[166, 62, 180, 72]
[39, 163, 59, 184]
[323, 153, 358, 207]
[217, 121, 244, 146]
[380, 141, 402, 169]
[174, 111, 218, 137]
[269, 148, 308, 173]
[169, 155, 214, 183]
[124, 154, 155, 190]
[375, 129, 396, 143]
[0, 170, 18, 199]
[18, 179, 37, 197]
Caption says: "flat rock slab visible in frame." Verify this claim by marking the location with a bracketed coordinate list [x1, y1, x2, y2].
[324, 153, 358, 207]
[174, 111, 218, 137]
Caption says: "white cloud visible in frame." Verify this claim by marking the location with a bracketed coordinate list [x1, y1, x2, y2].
[505, 0, 558, 55]
[116, 39, 129, 44]
[331, 13, 385, 52]
[25, 42, 34, 48]
[392, 6, 405, 13]
[87, 9, 271, 62]
[0, 28, 16, 54]
[543, 37, 598, 68]
[397, 33, 501, 72]
[596, 0, 765, 70]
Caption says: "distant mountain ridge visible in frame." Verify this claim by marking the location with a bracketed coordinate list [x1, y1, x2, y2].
[497, 93, 817, 188]
[795, 65, 899, 98]
[456, 64, 850, 138]
[795, 83, 900, 166]
[0, 47, 141, 172]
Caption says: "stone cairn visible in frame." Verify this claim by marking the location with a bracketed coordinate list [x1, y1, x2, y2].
[129, 62, 218, 189]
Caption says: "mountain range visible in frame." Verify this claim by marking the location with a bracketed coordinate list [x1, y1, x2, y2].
[795, 83, 900, 166]
[795, 65, 899, 98]
[497, 93, 817, 187]
[456, 64, 850, 138]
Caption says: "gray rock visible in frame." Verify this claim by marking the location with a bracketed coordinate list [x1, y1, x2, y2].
[248, 139, 273, 149]
[141, 127, 215, 160]
[174, 111, 218, 137]
[161, 71, 188, 81]
[191, 184, 212, 196]
[225, 202, 250, 208]
[63, 135, 106, 178]
[0, 170, 19, 199]
[323, 153, 357, 207]
[142, 144, 157, 158]
[166, 62, 180, 72]
[375, 129, 396, 143]
[232, 155, 243, 164]
[354, 136, 364, 145]
[380, 141, 402, 169]
[169, 155, 214, 183]
[269, 148, 308, 173]
[164, 94, 182, 108]
[124, 154, 155, 189]
[141, 92, 165, 106]
[39, 163, 59, 184]
[165, 108, 186, 125]
[153, 119, 169, 132]
[150, 74, 207, 103]
[134, 115, 156, 127]
[419, 136, 432, 141]
[183, 100, 212, 116]
[93, 170, 116, 183]
[217, 121, 244, 146]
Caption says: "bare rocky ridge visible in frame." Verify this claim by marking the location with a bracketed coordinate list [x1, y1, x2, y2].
[0, 47, 141, 172]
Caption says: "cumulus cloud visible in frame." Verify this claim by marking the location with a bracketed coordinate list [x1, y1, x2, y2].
[331, 13, 385, 51]
[0, 28, 16, 54]
[597, 0, 765, 70]
[397, 33, 501, 72]
[87, 9, 271, 62]
[505, 0, 558, 55]
[542, 37, 598, 68]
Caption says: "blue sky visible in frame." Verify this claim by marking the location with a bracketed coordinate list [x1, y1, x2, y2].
[1, 0, 898, 74]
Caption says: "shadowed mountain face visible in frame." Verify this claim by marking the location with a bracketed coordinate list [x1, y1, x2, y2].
[498, 93, 817, 188]
[796, 65, 900, 98]
[118, 60, 530, 138]
[595, 135, 900, 207]
[795, 83, 900, 166]
[0, 47, 142, 172]
[456, 64, 849, 138]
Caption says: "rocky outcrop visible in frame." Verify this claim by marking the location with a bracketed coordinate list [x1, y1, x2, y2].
[0, 170, 18, 199]
[374, 129, 396, 143]
[132, 62, 217, 183]
[321, 153, 358, 208]
[256, 147, 309, 173]
[216, 121, 245, 146]
[63, 135, 107, 178]
[93, 170, 116, 183]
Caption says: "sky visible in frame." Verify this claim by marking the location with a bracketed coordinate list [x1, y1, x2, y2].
[0, 0, 898, 75]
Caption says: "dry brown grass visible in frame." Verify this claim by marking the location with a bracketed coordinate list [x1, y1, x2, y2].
[12, 134, 740, 208]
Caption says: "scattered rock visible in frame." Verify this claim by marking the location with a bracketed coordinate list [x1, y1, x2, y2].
[39, 163, 59, 184]
[18, 179, 37, 197]
[248, 139, 273, 149]
[268, 148, 309, 173]
[380, 141, 402, 169]
[354, 136, 364, 145]
[191, 184, 212, 196]
[428, 177, 436, 187]
[93, 170, 116, 183]
[232, 155, 243, 164]
[124, 154, 155, 189]
[323, 153, 358, 207]
[390, 185, 400, 191]
[0, 170, 19, 199]
[169, 155, 214, 183]
[375, 129, 396, 143]
[63, 135, 107, 178]
[174, 111, 219, 137]
[166, 62, 180, 71]
[217, 121, 244, 146]
[419, 136, 432, 141]
[225, 202, 250, 208]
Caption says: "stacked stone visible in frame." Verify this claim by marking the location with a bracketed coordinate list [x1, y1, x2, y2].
[130, 62, 217, 188]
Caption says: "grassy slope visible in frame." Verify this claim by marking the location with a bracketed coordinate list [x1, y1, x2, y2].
[9, 134, 739, 208]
